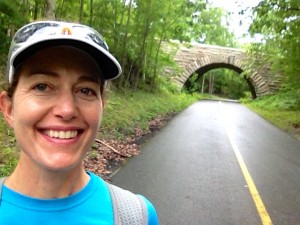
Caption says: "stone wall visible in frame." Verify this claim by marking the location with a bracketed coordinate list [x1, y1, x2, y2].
[162, 42, 280, 97]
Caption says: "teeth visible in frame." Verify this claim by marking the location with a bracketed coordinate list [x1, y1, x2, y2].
[45, 130, 78, 139]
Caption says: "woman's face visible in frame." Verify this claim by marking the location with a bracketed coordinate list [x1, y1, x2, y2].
[2, 46, 104, 172]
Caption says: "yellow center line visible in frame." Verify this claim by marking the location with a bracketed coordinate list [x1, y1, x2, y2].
[219, 101, 273, 224]
[227, 130, 273, 225]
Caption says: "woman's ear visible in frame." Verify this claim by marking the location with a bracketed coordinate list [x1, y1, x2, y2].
[0, 91, 14, 128]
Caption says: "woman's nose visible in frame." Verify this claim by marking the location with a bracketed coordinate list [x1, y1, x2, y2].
[53, 91, 79, 120]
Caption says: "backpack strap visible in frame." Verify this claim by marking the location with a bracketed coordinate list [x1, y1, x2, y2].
[0, 177, 6, 206]
[106, 183, 148, 225]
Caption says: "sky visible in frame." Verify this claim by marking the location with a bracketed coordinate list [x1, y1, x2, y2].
[208, 0, 262, 43]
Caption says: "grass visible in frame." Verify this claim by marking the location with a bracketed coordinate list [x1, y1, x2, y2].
[100, 89, 202, 138]
[243, 89, 300, 136]
[0, 117, 18, 177]
[0, 89, 202, 177]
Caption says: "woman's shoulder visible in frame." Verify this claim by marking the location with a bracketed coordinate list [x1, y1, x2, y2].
[138, 195, 160, 225]
[88, 172, 159, 225]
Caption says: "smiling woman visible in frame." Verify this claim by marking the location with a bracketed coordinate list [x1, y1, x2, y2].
[0, 21, 159, 225]
[2, 46, 103, 173]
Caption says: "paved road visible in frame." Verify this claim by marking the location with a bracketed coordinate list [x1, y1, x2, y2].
[111, 101, 300, 225]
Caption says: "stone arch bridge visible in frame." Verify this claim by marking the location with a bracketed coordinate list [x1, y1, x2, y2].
[163, 42, 280, 98]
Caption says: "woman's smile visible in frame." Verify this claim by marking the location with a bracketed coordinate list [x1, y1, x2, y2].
[43, 129, 79, 139]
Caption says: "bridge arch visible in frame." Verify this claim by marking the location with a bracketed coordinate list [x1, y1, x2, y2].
[182, 60, 257, 98]
[163, 42, 279, 98]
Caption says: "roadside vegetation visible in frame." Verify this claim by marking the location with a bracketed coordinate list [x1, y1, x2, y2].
[101, 88, 203, 139]
[0, 117, 18, 177]
[243, 89, 300, 140]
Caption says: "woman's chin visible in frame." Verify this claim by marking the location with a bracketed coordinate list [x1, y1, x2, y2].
[39, 156, 83, 173]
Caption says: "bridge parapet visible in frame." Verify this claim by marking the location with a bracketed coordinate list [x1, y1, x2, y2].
[162, 41, 280, 98]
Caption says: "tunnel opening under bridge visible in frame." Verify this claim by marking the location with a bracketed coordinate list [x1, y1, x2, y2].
[182, 63, 257, 99]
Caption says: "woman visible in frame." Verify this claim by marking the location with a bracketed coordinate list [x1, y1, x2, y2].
[0, 21, 159, 225]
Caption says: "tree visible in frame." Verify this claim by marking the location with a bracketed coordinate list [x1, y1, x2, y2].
[195, 6, 237, 47]
[0, 0, 26, 69]
[0, 0, 243, 94]
[249, 0, 300, 88]
[45, 0, 56, 19]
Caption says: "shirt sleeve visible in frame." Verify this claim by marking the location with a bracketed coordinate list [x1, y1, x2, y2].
[138, 195, 160, 225]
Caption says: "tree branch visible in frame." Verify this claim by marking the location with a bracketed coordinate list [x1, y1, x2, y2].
[94, 139, 131, 158]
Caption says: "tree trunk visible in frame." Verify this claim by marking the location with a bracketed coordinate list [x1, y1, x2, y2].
[112, 0, 119, 51]
[79, 0, 84, 23]
[133, 0, 152, 91]
[33, 0, 39, 20]
[211, 74, 214, 95]
[150, 36, 163, 90]
[56, 0, 65, 19]
[89, 0, 93, 26]
[45, 0, 56, 20]
[150, 23, 168, 90]
[117, 0, 133, 89]
[120, 0, 133, 64]
[20, 0, 28, 17]
[201, 74, 205, 94]
[116, 0, 126, 50]
[209, 72, 214, 95]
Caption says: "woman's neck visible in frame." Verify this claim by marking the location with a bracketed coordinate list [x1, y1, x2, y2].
[5, 156, 90, 199]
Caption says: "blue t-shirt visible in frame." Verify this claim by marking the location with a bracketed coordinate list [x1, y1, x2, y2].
[0, 172, 159, 225]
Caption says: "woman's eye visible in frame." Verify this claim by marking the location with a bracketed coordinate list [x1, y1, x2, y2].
[80, 87, 96, 96]
[34, 83, 48, 91]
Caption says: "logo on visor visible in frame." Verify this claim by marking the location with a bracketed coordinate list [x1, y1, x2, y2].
[61, 27, 72, 35]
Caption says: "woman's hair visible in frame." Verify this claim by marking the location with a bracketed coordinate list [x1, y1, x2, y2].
[5, 71, 19, 98]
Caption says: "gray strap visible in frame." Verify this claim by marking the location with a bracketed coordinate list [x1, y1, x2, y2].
[0, 177, 6, 206]
[137, 195, 149, 225]
[107, 183, 148, 225]
[107, 183, 122, 225]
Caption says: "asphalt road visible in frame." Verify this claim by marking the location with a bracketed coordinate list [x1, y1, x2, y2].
[111, 100, 300, 225]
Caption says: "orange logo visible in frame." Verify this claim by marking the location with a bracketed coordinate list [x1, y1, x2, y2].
[61, 27, 72, 35]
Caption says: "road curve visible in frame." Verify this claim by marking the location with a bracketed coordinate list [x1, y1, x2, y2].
[111, 100, 300, 225]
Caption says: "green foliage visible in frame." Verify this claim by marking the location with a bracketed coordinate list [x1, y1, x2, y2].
[0, 117, 17, 177]
[239, 91, 253, 103]
[0, 0, 239, 93]
[0, 0, 26, 67]
[245, 88, 300, 135]
[194, 6, 237, 47]
[249, 0, 300, 88]
[183, 69, 250, 100]
[248, 88, 300, 111]
[100, 89, 201, 139]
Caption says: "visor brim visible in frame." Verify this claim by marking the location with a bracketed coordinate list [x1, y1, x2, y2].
[12, 38, 122, 81]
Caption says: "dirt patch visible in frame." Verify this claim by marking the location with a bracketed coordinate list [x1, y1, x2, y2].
[84, 113, 176, 181]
